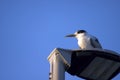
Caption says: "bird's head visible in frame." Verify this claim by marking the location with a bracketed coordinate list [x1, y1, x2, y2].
[65, 30, 87, 38]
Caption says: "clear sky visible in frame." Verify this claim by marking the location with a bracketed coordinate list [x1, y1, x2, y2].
[1, 0, 120, 80]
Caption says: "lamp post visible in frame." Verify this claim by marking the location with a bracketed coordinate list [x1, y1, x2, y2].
[48, 48, 120, 80]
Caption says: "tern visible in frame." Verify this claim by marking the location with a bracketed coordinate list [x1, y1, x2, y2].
[66, 30, 102, 49]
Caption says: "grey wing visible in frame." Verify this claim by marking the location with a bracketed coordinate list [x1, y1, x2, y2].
[90, 37, 102, 48]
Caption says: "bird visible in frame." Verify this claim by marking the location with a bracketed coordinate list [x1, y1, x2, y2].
[65, 30, 102, 49]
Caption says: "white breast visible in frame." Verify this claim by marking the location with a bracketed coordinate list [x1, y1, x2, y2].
[77, 34, 93, 49]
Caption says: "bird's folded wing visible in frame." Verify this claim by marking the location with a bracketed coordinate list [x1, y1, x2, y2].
[90, 37, 102, 48]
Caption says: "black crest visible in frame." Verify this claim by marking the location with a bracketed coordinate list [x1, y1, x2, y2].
[77, 30, 86, 34]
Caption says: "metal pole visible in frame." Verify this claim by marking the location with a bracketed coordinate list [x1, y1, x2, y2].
[49, 53, 65, 80]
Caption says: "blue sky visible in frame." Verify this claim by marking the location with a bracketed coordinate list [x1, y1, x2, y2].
[1, 0, 120, 80]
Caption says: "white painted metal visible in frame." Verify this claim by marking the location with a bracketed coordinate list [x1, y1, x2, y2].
[48, 48, 120, 80]
[48, 48, 72, 80]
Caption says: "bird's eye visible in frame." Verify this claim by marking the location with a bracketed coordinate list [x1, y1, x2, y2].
[77, 30, 86, 33]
